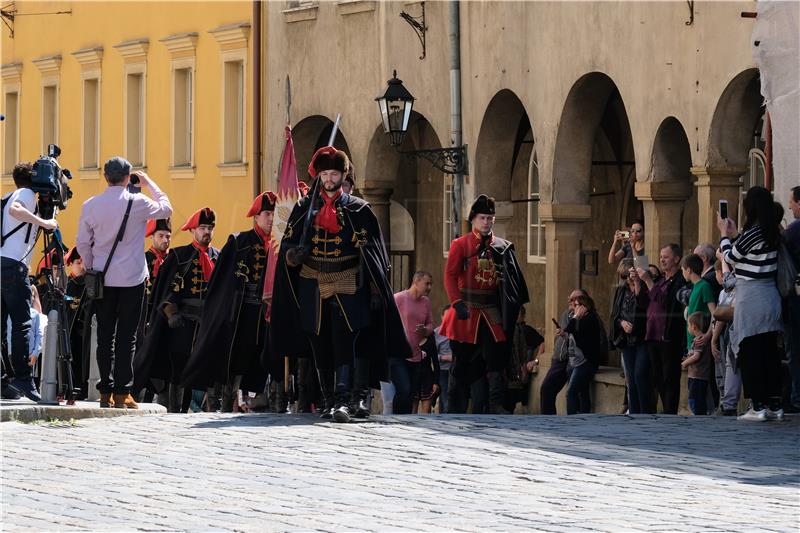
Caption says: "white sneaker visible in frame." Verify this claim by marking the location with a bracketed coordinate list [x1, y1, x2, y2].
[737, 408, 767, 421]
[766, 408, 785, 421]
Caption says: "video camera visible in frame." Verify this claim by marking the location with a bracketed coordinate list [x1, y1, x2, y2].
[31, 144, 73, 217]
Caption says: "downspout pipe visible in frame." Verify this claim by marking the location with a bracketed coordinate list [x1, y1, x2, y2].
[448, 0, 464, 236]
[253, 0, 262, 196]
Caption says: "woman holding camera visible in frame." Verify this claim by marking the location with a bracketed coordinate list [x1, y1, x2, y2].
[608, 221, 645, 265]
[718, 186, 783, 421]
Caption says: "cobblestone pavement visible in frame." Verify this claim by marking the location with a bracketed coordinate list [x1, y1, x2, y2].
[2, 413, 799, 532]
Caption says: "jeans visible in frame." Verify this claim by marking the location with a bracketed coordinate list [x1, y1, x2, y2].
[438, 365, 450, 413]
[721, 344, 742, 410]
[687, 378, 709, 415]
[622, 344, 653, 414]
[95, 283, 145, 394]
[1, 257, 33, 381]
[647, 339, 683, 414]
[389, 358, 421, 414]
[566, 361, 597, 415]
[540, 358, 569, 415]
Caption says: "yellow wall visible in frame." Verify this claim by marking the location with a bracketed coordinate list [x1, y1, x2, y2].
[1, 1, 255, 261]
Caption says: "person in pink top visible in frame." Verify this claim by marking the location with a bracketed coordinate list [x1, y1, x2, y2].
[392, 271, 434, 414]
[76, 157, 172, 409]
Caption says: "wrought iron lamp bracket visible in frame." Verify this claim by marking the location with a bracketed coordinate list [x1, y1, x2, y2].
[399, 145, 469, 176]
[400, 2, 427, 60]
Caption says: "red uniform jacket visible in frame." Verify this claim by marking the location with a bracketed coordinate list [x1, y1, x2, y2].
[440, 230, 506, 344]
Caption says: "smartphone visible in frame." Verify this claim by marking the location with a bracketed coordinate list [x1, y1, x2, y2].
[634, 255, 649, 270]
[719, 199, 728, 220]
[619, 230, 630, 239]
[551, 318, 560, 329]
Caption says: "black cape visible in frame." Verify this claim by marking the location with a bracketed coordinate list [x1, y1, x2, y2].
[271, 192, 411, 387]
[133, 244, 218, 390]
[490, 237, 530, 343]
[181, 230, 268, 389]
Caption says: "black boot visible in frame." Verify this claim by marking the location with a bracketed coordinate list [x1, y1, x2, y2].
[316, 368, 335, 419]
[487, 372, 511, 415]
[168, 383, 184, 413]
[351, 358, 370, 418]
[332, 365, 354, 423]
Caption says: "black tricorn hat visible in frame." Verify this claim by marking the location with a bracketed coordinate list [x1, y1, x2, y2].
[468, 194, 496, 222]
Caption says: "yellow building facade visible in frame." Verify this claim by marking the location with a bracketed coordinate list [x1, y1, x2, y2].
[1, 1, 258, 258]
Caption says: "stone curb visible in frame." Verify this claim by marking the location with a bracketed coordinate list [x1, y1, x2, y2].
[1, 401, 167, 423]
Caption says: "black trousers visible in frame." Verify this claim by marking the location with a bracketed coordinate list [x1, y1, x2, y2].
[1, 257, 33, 382]
[540, 358, 570, 415]
[95, 283, 145, 394]
[448, 322, 508, 413]
[738, 331, 783, 409]
[647, 339, 683, 414]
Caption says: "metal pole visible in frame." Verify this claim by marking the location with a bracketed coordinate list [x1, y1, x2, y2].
[87, 315, 100, 402]
[40, 310, 59, 405]
[448, 0, 463, 237]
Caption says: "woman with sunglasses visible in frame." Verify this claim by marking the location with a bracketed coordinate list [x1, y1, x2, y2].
[608, 221, 645, 265]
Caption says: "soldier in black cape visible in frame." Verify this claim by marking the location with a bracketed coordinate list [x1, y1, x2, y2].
[271, 146, 410, 423]
[133, 208, 218, 412]
[63, 248, 94, 399]
[180, 193, 276, 412]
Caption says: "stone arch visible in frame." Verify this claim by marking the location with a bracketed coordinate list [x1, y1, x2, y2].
[650, 117, 692, 183]
[707, 68, 762, 168]
[291, 115, 352, 183]
[473, 89, 534, 204]
[363, 112, 446, 299]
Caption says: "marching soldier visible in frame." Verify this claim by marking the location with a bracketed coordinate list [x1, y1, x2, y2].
[145, 218, 172, 297]
[64, 248, 94, 399]
[272, 146, 410, 423]
[439, 195, 529, 414]
[133, 209, 218, 412]
[182, 193, 275, 412]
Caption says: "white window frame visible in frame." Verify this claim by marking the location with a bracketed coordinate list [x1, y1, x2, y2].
[2, 68, 21, 177]
[170, 57, 196, 174]
[443, 175, 456, 258]
[40, 81, 59, 155]
[123, 63, 146, 168]
[219, 50, 247, 176]
[527, 154, 546, 263]
[79, 71, 101, 171]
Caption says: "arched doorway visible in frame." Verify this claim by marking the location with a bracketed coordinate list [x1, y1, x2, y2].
[363, 112, 445, 305]
[647, 116, 695, 253]
[292, 115, 353, 184]
[552, 72, 640, 364]
[473, 89, 544, 329]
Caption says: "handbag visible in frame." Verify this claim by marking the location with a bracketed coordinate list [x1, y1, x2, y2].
[84, 199, 133, 300]
[713, 304, 734, 323]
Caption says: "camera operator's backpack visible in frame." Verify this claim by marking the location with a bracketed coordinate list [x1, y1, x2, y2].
[0, 192, 35, 248]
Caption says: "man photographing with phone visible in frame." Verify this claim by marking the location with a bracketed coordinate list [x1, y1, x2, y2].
[76, 157, 172, 409]
[1, 162, 59, 401]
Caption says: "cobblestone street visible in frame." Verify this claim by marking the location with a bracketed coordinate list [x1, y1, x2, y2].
[2, 413, 799, 532]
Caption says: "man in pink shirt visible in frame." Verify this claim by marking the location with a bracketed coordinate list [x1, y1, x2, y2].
[76, 157, 172, 409]
[392, 271, 434, 414]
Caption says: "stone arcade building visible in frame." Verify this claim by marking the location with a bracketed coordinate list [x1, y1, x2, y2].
[264, 1, 777, 412]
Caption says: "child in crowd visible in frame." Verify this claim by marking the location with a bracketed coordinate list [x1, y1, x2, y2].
[682, 312, 712, 415]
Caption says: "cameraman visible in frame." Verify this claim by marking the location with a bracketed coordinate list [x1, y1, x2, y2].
[76, 157, 172, 409]
[1, 162, 58, 401]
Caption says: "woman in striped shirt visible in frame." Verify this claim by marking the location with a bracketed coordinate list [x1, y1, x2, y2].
[718, 186, 783, 421]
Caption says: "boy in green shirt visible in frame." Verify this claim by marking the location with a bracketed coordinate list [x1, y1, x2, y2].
[681, 253, 717, 352]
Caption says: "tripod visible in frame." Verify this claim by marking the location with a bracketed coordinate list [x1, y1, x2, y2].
[39, 229, 77, 404]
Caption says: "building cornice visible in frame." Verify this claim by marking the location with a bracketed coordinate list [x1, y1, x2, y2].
[32, 54, 62, 76]
[159, 32, 198, 55]
[72, 46, 104, 69]
[208, 22, 250, 48]
[114, 38, 149, 62]
[1, 62, 23, 82]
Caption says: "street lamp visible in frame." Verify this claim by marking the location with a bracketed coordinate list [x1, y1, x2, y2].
[375, 71, 469, 175]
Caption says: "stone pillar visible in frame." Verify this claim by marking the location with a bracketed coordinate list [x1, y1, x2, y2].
[359, 186, 393, 247]
[691, 166, 745, 244]
[539, 203, 592, 354]
[634, 180, 692, 261]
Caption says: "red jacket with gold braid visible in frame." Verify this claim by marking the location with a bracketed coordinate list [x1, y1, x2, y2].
[440, 230, 508, 344]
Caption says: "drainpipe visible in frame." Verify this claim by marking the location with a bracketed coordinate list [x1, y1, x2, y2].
[448, 0, 464, 236]
[252, 0, 262, 196]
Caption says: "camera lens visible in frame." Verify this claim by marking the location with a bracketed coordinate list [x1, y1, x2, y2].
[130, 174, 140, 185]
